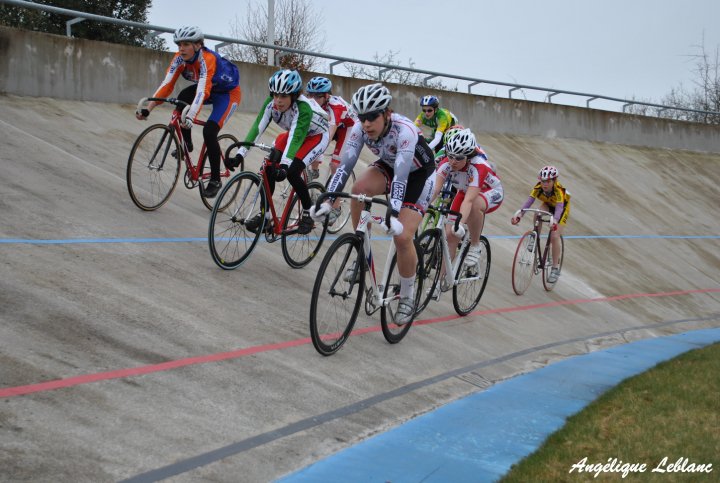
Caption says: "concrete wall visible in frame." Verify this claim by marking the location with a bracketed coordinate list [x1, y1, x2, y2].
[2, 26, 719, 153]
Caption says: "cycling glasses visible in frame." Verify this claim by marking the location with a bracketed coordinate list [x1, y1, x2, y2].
[447, 153, 467, 162]
[422, 108, 434, 113]
[358, 110, 383, 123]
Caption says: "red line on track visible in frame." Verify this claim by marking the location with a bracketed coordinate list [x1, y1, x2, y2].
[2, 288, 718, 399]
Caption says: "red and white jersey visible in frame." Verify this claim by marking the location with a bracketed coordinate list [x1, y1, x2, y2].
[325, 95, 357, 129]
[436, 154, 502, 194]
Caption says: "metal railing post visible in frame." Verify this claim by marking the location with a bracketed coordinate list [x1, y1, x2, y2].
[66, 17, 85, 37]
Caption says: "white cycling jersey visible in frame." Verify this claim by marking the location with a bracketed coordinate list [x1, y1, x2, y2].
[328, 113, 435, 213]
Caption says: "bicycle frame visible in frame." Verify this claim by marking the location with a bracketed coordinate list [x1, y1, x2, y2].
[518, 208, 554, 273]
[431, 209, 473, 293]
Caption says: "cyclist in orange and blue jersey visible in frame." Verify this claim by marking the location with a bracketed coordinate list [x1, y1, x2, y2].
[414, 95, 459, 152]
[135, 26, 242, 198]
[511, 165, 570, 283]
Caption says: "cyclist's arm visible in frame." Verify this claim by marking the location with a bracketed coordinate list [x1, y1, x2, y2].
[388, 129, 418, 215]
[519, 195, 535, 214]
[238, 96, 273, 157]
[428, 130, 443, 150]
[327, 123, 363, 194]
[150, 54, 184, 110]
[431, 160, 451, 202]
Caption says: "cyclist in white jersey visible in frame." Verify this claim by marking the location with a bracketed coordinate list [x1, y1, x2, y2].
[311, 83, 435, 325]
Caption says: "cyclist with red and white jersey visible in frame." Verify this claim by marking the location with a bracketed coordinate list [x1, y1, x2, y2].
[231, 69, 329, 235]
[311, 83, 435, 325]
[304, 76, 358, 179]
[135, 25, 242, 198]
[432, 129, 503, 265]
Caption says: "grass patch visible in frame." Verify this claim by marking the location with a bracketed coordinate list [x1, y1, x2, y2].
[501, 343, 719, 482]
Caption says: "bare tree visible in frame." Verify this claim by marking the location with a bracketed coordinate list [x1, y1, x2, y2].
[629, 36, 720, 124]
[344, 50, 454, 91]
[226, 0, 325, 71]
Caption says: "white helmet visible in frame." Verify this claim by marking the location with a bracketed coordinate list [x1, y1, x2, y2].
[538, 165, 559, 180]
[351, 83, 392, 114]
[268, 69, 302, 95]
[445, 129, 476, 157]
[173, 25, 203, 44]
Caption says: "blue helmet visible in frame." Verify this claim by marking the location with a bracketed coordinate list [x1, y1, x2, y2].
[420, 95, 439, 108]
[268, 69, 302, 95]
[306, 76, 332, 94]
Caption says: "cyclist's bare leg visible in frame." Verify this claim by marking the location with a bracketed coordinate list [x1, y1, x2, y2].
[395, 207, 422, 278]
[350, 167, 386, 228]
[467, 196, 487, 245]
[551, 224, 564, 268]
[330, 159, 343, 210]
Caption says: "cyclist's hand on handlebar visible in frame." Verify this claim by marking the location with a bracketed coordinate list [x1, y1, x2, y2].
[135, 108, 150, 120]
[511, 215, 521, 225]
[274, 166, 288, 182]
[181, 117, 194, 130]
[225, 153, 243, 172]
[310, 201, 332, 221]
[551, 220, 559, 231]
[452, 223, 467, 239]
[385, 216, 404, 236]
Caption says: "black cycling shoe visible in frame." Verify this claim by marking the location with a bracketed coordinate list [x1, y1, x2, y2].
[244, 213, 264, 234]
[297, 212, 314, 235]
[204, 180, 221, 198]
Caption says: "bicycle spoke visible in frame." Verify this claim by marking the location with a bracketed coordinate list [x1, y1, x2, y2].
[512, 231, 536, 295]
[127, 124, 181, 210]
[281, 182, 327, 268]
[453, 236, 491, 316]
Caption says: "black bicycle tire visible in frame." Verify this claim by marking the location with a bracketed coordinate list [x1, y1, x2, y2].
[380, 240, 424, 344]
[542, 234, 565, 291]
[309, 233, 365, 356]
[452, 236, 491, 316]
[208, 172, 266, 270]
[415, 228, 443, 315]
[126, 124, 181, 211]
[281, 181, 328, 268]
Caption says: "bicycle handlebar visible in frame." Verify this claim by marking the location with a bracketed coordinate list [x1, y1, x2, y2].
[223, 141, 274, 160]
[426, 204, 463, 232]
[514, 208, 557, 230]
[314, 191, 389, 211]
[137, 97, 191, 124]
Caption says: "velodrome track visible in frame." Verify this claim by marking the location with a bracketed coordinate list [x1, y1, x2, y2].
[1, 95, 719, 482]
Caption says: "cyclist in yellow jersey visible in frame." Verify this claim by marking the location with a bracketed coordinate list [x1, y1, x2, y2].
[414, 95, 459, 152]
[511, 165, 570, 283]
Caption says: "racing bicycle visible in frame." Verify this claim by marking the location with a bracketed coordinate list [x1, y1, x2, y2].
[308, 192, 425, 356]
[127, 97, 237, 211]
[511, 208, 565, 295]
[208, 141, 328, 270]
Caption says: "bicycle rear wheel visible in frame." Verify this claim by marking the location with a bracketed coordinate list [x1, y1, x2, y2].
[380, 241, 424, 344]
[415, 228, 443, 315]
[208, 172, 266, 270]
[542, 234, 565, 291]
[511, 231, 537, 295]
[326, 169, 356, 234]
[453, 236, 491, 316]
[281, 181, 328, 268]
[127, 124, 181, 211]
[309, 233, 365, 356]
[199, 133, 239, 210]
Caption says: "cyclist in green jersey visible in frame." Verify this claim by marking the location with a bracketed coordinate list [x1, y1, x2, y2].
[414, 95, 459, 153]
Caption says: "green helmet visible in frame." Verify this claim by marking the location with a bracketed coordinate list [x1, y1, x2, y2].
[443, 124, 465, 147]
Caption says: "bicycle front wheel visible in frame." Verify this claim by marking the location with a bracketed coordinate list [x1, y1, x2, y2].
[542, 234, 565, 292]
[199, 133, 240, 210]
[281, 181, 328, 269]
[380, 241, 424, 344]
[415, 228, 443, 315]
[511, 231, 537, 295]
[453, 236, 491, 316]
[326, 169, 356, 234]
[309, 233, 365, 356]
[208, 172, 266, 270]
[127, 124, 181, 211]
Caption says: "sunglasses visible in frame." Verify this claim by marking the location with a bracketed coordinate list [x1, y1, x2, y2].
[358, 110, 383, 123]
[422, 108, 434, 113]
[448, 153, 467, 162]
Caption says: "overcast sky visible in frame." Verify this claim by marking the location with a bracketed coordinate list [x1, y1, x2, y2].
[148, 0, 720, 111]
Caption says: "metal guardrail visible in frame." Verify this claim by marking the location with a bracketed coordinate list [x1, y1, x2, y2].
[3, 0, 719, 121]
